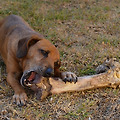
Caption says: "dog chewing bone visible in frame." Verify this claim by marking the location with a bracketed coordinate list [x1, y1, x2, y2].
[23, 59, 120, 100]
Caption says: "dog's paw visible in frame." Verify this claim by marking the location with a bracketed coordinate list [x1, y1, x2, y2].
[12, 92, 27, 106]
[61, 72, 78, 84]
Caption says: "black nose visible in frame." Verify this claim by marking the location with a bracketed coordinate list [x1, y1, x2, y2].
[44, 68, 53, 77]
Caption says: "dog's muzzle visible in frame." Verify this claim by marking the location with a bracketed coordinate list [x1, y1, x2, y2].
[20, 67, 53, 87]
[20, 70, 52, 100]
[20, 70, 42, 87]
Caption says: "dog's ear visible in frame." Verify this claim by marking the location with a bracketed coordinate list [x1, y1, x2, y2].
[16, 35, 41, 58]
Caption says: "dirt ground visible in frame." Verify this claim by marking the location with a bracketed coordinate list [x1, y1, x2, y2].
[0, 0, 120, 120]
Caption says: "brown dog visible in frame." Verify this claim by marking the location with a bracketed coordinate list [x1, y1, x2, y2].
[0, 15, 77, 106]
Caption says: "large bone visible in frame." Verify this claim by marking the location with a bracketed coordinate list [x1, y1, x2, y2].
[36, 60, 120, 100]
[50, 70, 120, 94]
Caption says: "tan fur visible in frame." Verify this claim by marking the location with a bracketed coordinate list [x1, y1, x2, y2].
[0, 15, 62, 105]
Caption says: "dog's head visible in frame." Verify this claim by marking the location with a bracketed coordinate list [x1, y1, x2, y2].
[16, 35, 61, 90]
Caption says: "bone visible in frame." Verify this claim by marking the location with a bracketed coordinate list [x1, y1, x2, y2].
[49, 70, 120, 94]
[35, 59, 120, 99]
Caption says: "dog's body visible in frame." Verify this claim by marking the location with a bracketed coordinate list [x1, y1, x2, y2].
[0, 15, 77, 106]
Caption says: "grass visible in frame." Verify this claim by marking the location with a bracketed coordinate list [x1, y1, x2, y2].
[0, 0, 120, 119]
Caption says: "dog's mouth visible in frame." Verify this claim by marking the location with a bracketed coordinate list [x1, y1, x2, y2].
[20, 70, 51, 100]
[20, 71, 42, 87]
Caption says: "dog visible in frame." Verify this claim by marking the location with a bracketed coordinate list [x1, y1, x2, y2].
[0, 15, 77, 106]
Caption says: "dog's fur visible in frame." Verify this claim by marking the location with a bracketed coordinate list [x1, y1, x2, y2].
[0, 15, 77, 106]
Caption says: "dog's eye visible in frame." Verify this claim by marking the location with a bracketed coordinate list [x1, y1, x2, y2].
[39, 49, 50, 57]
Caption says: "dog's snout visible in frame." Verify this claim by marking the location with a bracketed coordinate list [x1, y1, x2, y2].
[44, 68, 53, 77]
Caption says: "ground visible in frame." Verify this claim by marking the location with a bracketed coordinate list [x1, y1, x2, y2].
[0, 0, 120, 119]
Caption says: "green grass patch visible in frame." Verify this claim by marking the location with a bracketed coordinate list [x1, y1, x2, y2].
[79, 68, 96, 76]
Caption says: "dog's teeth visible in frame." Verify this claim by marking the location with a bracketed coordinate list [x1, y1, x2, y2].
[27, 83, 32, 87]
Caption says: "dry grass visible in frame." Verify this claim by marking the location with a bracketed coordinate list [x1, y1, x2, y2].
[0, 0, 120, 119]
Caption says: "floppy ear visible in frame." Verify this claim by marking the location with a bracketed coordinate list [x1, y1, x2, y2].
[16, 35, 40, 58]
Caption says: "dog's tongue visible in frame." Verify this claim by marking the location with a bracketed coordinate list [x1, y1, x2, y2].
[27, 72, 36, 81]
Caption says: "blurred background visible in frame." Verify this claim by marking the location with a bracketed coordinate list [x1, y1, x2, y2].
[0, 0, 120, 119]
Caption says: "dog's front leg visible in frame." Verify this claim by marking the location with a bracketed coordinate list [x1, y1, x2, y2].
[54, 68, 77, 83]
[7, 72, 27, 106]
